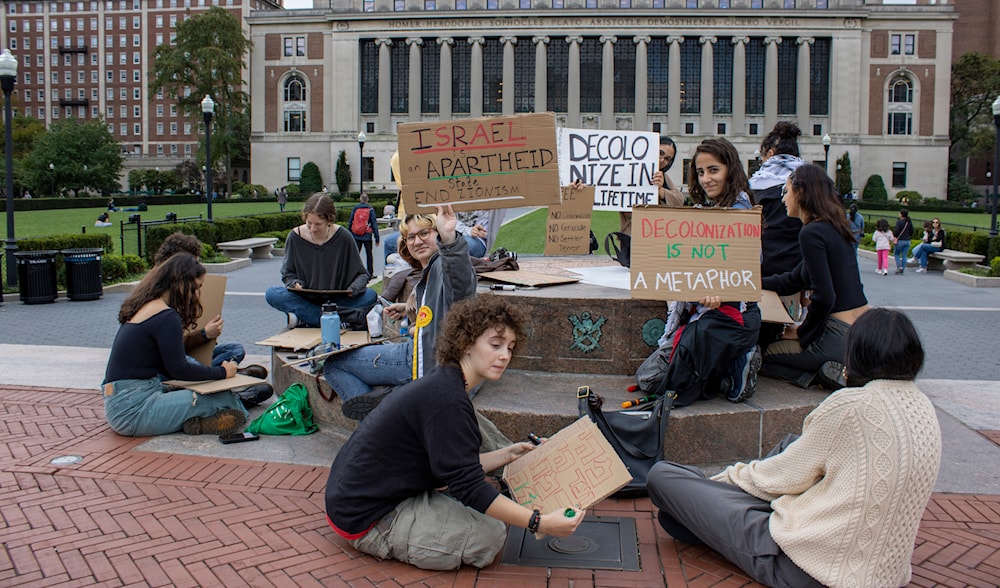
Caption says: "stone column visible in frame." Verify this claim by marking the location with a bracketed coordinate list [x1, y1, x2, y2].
[501, 36, 517, 116]
[700, 36, 716, 134]
[764, 36, 781, 131]
[667, 35, 683, 133]
[533, 36, 549, 113]
[601, 35, 616, 129]
[796, 37, 814, 132]
[375, 38, 392, 132]
[438, 37, 453, 119]
[732, 37, 748, 135]
[633, 36, 650, 130]
[567, 36, 582, 128]
[469, 37, 485, 118]
[407, 37, 422, 120]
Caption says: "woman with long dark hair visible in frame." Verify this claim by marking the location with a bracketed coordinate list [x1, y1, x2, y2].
[102, 254, 248, 436]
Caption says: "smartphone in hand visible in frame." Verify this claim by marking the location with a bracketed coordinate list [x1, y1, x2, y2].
[219, 432, 260, 444]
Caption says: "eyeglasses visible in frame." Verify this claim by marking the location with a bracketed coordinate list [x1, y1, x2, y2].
[404, 228, 436, 243]
[780, 186, 788, 198]
[932, 221, 940, 224]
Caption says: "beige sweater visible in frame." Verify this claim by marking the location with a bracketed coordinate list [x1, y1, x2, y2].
[712, 380, 941, 588]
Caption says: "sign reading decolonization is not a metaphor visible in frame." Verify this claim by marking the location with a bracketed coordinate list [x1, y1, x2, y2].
[558, 128, 659, 212]
[630, 206, 763, 302]
[396, 113, 562, 212]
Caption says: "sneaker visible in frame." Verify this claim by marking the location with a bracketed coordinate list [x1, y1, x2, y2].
[907, 257, 915, 264]
[815, 361, 846, 391]
[232, 383, 274, 408]
[894, 267, 903, 274]
[915, 267, 927, 273]
[287, 312, 300, 329]
[727, 345, 762, 403]
[341, 385, 394, 420]
[236, 364, 269, 379]
[182, 408, 247, 435]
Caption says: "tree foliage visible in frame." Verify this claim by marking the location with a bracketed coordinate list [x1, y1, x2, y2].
[835, 152, 853, 196]
[148, 6, 251, 191]
[335, 151, 351, 193]
[949, 52, 1000, 161]
[299, 161, 323, 194]
[21, 118, 123, 196]
[862, 174, 888, 202]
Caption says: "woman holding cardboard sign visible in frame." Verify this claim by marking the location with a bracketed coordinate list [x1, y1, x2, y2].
[325, 296, 584, 570]
[102, 254, 248, 437]
[760, 164, 869, 390]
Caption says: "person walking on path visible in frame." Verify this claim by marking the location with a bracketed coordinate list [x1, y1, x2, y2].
[349, 193, 381, 276]
[277, 187, 288, 212]
[892, 208, 914, 274]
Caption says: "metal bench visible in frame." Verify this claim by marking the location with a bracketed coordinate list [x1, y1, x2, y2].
[929, 250, 985, 271]
[216, 237, 278, 260]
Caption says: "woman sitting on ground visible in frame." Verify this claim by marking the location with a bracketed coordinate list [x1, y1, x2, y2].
[325, 296, 585, 570]
[102, 253, 248, 437]
[760, 164, 869, 389]
[647, 308, 941, 588]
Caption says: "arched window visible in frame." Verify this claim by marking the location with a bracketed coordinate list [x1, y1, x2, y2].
[887, 74, 913, 135]
[283, 74, 307, 133]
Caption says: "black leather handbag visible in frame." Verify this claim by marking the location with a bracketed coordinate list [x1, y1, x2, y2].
[577, 382, 675, 497]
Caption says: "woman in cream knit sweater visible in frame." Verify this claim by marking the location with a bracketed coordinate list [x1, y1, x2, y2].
[647, 308, 941, 588]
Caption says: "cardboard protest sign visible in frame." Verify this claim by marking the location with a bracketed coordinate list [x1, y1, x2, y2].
[257, 328, 323, 350]
[630, 206, 762, 301]
[397, 113, 561, 212]
[558, 128, 659, 211]
[503, 417, 632, 514]
[163, 374, 266, 395]
[544, 185, 595, 256]
[190, 274, 226, 366]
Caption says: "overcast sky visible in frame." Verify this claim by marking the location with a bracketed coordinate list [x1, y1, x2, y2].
[283, 0, 312, 8]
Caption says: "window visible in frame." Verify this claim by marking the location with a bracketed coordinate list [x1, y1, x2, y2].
[783, 0, 795, 7]
[777, 38, 797, 115]
[287, 158, 301, 181]
[713, 38, 733, 114]
[890, 34, 901, 55]
[482, 38, 502, 114]
[521, 0, 531, 7]
[679, 37, 701, 114]
[390, 41, 409, 113]
[363, 0, 374, 11]
[453, 39, 471, 113]
[425, 0, 436, 8]
[296, 36, 305, 57]
[892, 162, 907, 188]
[904, 34, 915, 55]
[513, 38, 535, 113]
[455, 0, 467, 7]
[809, 38, 831, 116]
[579, 38, 601, 113]
[421, 39, 440, 113]
[134, 106, 141, 117]
[887, 76, 913, 135]
[285, 75, 306, 102]
[157, 122, 164, 135]
[487, 0, 498, 8]
[547, 38, 568, 112]
[614, 40, 635, 113]
[360, 40, 378, 114]
[284, 110, 306, 132]
[394, 0, 404, 10]
[170, 122, 177, 134]
[648, 38, 669, 114]
[745, 38, 765, 115]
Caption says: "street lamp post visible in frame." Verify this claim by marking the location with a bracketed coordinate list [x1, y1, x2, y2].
[48, 163, 54, 196]
[201, 95, 214, 223]
[357, 131, 366, 200]
[822, 133, 832, 175]
[990, 95, 1000, 241]
[1, 48, 17, 289]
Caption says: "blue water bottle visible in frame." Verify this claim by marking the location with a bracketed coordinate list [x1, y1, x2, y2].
[321, 303, 341, 348]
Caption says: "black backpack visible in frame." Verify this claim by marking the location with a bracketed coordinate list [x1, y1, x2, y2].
[605, 232, 631, 268]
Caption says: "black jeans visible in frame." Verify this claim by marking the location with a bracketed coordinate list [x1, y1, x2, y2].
[760, 317, 849, 388]
[356, 238, 375, 276]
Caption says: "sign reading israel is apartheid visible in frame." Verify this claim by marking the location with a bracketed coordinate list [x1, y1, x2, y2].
[397, 113, 562, 212]
[558, 128, 659, 212]
[630, 206, 762, 301]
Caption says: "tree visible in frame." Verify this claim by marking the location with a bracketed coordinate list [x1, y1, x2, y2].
[0, 115, 46, 191]
[20, 118, 123, 197]
[949, 52, 1000, 162]
[175, 160, 203, 191]
[835, 152, 853, 197]
[148, 6, 251, 196]
[862, 174, 888, 202]
[299, 161, 323, 194]
[335, 151, 351, 193]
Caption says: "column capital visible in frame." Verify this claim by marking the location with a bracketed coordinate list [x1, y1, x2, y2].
[532, 36, 550, 45]
[796, 37, 815, 46]
[600, 35, 617, 45]
[374, 38, 393, 47]
[500, 36, 517, 45]
[731, 36, 749, 45]
[468, 36, 485, 46]
[665, 35, 684, 45]
[699, 36, 717, 45]
[566, 36, 583, 45]
[633, 35, 651, 45]
[764, 36, 783, 45]
[406, 37, 423, 46]
[437, 37, 454, 46]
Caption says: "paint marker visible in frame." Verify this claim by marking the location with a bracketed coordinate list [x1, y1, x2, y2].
[489, 284, 517, 291]
[527, 432, 542, 445]
[621, 395, 657, 409]
[564, 508, 575, 518]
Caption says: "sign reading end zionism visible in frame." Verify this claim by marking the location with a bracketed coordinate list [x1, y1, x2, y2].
[558, 128, 659, 211]
[630, 206, 762, 301]
[397, 113, 562, 212]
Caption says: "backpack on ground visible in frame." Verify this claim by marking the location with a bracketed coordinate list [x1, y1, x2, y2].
[351, 207, 373, 236]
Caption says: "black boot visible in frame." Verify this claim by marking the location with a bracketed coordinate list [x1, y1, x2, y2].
[233, 383, 274, 408]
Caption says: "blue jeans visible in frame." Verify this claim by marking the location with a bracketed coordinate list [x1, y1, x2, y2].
[212, 342, 245, 366]
[893, 239, 911, 270]
[265, 286, 377, 327]
[322, 340, 414, 401]
[383, 232, 400, 261]
[103, 377, 248, 437]
[911, 243, 941, 269]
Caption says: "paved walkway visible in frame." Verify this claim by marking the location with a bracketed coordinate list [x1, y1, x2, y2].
[2, 237, 1000, 586]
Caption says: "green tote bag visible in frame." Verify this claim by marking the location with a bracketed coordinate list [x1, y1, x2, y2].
[246, 383, 319, 435]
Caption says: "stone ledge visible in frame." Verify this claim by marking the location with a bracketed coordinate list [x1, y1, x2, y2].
[943, 268, 1000, 288]
[204, 257, 252, 273]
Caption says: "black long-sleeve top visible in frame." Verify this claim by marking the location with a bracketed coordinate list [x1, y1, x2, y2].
[761, 221, 867, 348]
[325, 365, 498, 535]
[103, 309, 225, 385]
[281, 227, 370, 295]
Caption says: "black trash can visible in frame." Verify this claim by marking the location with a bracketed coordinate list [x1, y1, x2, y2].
[61, 248, 104, 301]
[14, 250, 58, 304]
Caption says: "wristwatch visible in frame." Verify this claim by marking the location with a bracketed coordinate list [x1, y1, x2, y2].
[527, 509, 541, 534]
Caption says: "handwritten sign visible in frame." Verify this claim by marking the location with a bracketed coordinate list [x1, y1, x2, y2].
[503, 417, 632, 513]
[558, 128, 659, 212]
[397, 113, 562, 212]
[630, 206, 762, 301]
[544, 185, 595, 256]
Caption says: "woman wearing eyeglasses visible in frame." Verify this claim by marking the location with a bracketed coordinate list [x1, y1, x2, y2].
[324, 205, 478, 420]
[909, 218, 945, 273]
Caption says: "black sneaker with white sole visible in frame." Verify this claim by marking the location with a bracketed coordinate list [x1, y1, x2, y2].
[727, 345, 762, 403]
[341, 385, 394, 420]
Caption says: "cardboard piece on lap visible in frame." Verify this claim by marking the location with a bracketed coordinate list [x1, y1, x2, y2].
[256, 328, 323, 350]
[163, 373, 266, 394]
[189, 274, 226, 366]
[477, 270, 580, 287]
[503, 416, 631, 513]
[760, 290, 799, 324]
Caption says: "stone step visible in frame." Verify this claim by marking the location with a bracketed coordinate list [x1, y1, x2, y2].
[273, 350, 827, 468]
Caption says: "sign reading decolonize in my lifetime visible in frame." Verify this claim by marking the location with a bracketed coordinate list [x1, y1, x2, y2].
[558, 128, 659, 212]
[396, 113, 562, 212]
[630, 206, 763, 301]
